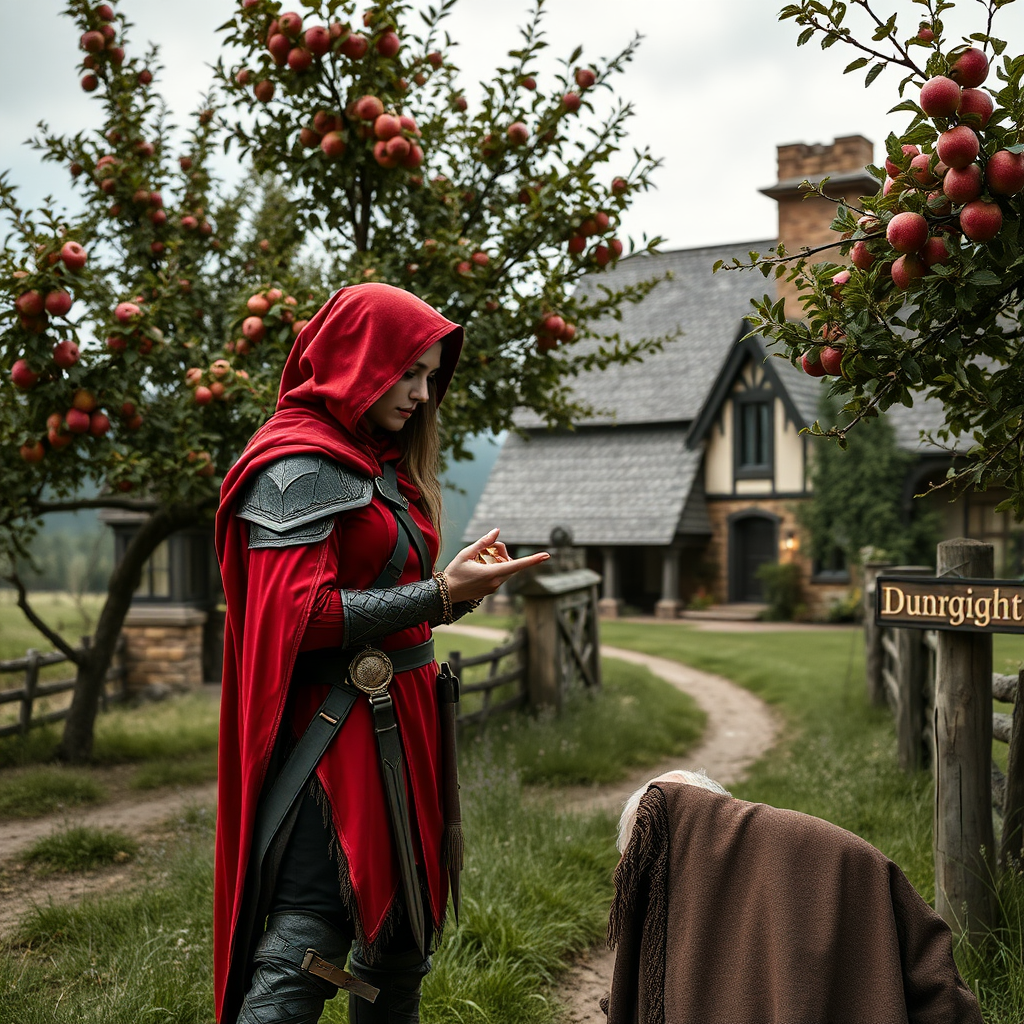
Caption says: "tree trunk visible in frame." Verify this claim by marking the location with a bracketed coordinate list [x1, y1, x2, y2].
[57, 504, 201, 763]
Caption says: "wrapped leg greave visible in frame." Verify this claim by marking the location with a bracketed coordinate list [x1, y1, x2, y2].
[348, 947, 431, 1024]
[237, 912, 351, 1024]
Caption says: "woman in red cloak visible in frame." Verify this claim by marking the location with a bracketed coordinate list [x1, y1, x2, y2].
[214, 282, 546, 1024]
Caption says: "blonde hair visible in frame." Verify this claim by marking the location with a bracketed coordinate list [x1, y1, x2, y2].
[616, 769, 731, 853]
[395, 379, 442, 535]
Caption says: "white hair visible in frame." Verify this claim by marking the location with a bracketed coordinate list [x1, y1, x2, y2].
[616, 769, 731, 853]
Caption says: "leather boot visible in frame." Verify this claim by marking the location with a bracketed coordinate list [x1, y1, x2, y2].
[348, 947, 431, 1024]
[237, 912, 351, 1024]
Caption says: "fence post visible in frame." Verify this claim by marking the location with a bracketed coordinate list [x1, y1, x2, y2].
[934, 538, 996, 940]
[863, 561, 893, 707]
[523, 591, 560, 711]
[1001, 667, 1024, 871]
[20, 649, 40, 736]
[889, 566, 932, 773]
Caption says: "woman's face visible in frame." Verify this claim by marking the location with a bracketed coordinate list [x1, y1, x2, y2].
[364, 341, 443, 433]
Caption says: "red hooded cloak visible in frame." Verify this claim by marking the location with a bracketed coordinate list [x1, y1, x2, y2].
[214, 283, 463, 1023]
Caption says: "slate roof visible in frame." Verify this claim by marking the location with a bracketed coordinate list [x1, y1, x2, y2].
[463, 425, 705, 547]
[514, 240, 776, 428]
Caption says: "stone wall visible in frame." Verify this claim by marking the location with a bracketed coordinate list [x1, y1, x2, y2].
[121, 604, 208, 695]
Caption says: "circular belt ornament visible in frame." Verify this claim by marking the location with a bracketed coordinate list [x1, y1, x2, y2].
[349, 648, 394, 697]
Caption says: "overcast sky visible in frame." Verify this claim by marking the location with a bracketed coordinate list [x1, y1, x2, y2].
[4, 1, 1024, 253]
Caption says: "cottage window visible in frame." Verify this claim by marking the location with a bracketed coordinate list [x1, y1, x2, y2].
[735, 397, 772, 477]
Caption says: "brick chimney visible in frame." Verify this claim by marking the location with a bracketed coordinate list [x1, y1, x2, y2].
[759, 135, 876, 315]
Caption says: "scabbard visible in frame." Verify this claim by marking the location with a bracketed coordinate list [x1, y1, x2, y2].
[369, 691, 427, 959]
[301, 950, 379, 1002]
[437, 662, 463, 922]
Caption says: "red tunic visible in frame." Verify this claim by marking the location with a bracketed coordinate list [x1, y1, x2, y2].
[213, 283, 463, 1024]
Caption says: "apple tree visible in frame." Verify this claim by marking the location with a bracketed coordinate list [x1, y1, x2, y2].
[1, 0, 664, 761]
[737, 0, 1024, 516]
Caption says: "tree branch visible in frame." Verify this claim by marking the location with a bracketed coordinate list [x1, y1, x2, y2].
[2, 572, 80, 663]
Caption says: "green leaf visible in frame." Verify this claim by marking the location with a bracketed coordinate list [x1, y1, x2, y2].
[844, 56, 870, 73]
[865, 62, 886, 87]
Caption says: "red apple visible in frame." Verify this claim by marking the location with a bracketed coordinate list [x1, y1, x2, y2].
[254, 80, 275, 103]
[927, 190, 953, 216]
[593, 244, 610, 267]
[579, 217, 598, 237]
[950, 47, 988, 88]
[884, 144, 920, 178]
[96, 4, 115, 20]
[960, 198, 1003, 241]
[278, 11, 303, 37]
[917, 23, 934, 42]
[115, 301, 141, 323]
[820, 346, 844, 376]
[60, 240, 88, 271]
[453, 95, 467, 112]
[15, 291, 44, 317]
[356, 95, 385, 121]
[210, 381, 226, 400]
[609, 238, 623, 258]
[456, 260, 472, 275]
[89, 411, 111, 436]
[81, 74, 99, 92]
[560, 322, 576, 343]
[567, 235, 585, 255]
[299, 127, 322, 149]
[373, 140, 399, 168]
[235, 67, 251, 86]
[936, 125, 979, 169]
[246, 294, 271, 317]
[542, 314, 566, 337]
[986, 150, 1024, 195]
[520, 75, 536, 90]
[919, 76, 960, 117]
[801, 351, 827, 377]
[923, 236, 953, 267]
[305, 25, 331, 56]
[561, 92, 581, 112]
[185, 367, 203, 387]
[942, 163, 983, 204]
[507, 122, 529, 145]
[181, 215, 199, 231]
[266, 288, 284, 303]
[210, 358, 232, 378]
[385, 136, 410, 161]
[908, 152, 939, 186]
[401, 144, 424, 170]
[52, 339, 80, 368]
[340, 32, 368, 59]
[179, 155, 193, 171]
[20, 440, 45, 463]
[288, 47, 313, 72]
[574, 67, 596, 90]
[471, 251, 489, 267]
[886, 211, 929, 253]
[374, 114, 402, 140]
[851, 240, 876, 270]
[150, 209, 167, 227]
[138, 69, 153, 86]
[66, 407, 91, 434]
[594, 211, 610, 232]
[399, 115, 420, 136]
[320, 131, 347, 159]
[957, 88, 994, 127]
[376, 31, 400, 58]
[291, 319, 309, 336]
[194, 385, 214, 406]
[106, 335, 126, 353]
[611, 176, 628, 194]
[80, 30, 105, 52]
[242, 316, 266, 342]
[11, 359, 39, 389]
[891, 253, 926, 288]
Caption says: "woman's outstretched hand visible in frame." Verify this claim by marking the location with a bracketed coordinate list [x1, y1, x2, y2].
[442, 529, 549, 604]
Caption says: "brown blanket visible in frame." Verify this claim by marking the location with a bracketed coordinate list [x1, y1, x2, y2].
[606, 783, 982, 1024]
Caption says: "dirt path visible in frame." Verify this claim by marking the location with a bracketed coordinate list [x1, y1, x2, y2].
[436, 624, 782, 1023]
[0, 781, 218, 936]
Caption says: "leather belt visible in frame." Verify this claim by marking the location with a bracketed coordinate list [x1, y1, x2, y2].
[293, 638, 435, 685]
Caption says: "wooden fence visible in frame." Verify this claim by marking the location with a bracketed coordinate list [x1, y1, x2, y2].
[447, 627, 528, 727]
[0, 637, 127, 739]
[864, 544, 1020, 938]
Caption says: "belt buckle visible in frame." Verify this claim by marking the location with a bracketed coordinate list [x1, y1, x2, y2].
[349, 648, 394, 697]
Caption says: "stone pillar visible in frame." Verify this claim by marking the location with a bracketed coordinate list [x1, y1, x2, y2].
[598, 546, 622, 618]
[121, 604, 208, 697]
[655, 544, 683, 619]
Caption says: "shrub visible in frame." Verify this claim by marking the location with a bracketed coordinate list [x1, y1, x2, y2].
[757, 562, 803, 621]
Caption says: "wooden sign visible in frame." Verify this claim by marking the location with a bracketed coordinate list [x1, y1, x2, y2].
[875, 575, 1024, 634]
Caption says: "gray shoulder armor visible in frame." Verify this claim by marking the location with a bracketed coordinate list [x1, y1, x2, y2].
[236, 454, 373, 549]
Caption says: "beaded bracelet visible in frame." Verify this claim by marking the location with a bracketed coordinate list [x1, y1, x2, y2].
[433, 570, 453, 624]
